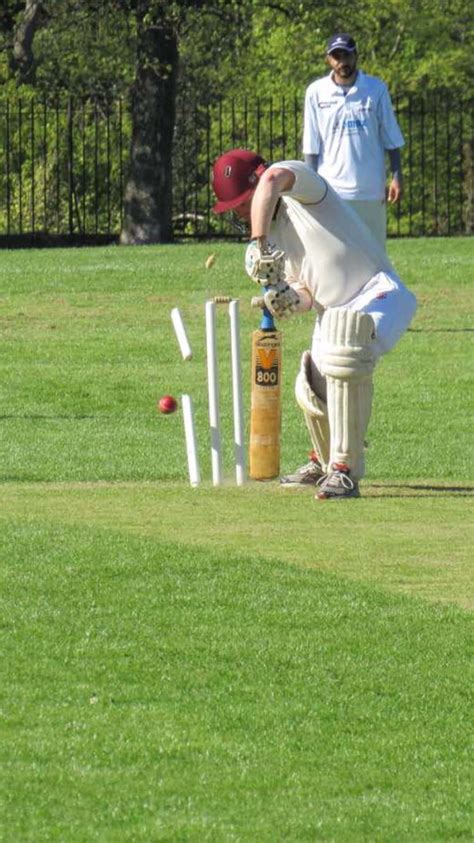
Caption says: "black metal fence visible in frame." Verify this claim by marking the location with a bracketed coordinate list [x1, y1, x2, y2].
[0, 93, 472, 245]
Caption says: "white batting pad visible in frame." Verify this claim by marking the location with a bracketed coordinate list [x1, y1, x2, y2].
[319, 308, 376, 480]
[295, 351, 330, 470]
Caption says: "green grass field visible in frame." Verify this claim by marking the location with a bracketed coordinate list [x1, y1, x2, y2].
[1, 238, 473, 840]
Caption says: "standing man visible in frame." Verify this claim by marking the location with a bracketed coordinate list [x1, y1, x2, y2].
[211, 149, 416, 499]
[303, 33, 404, 247]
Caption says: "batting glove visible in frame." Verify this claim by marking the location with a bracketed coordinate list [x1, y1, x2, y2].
[263, 280, 300, 318]
[245, 240, 286, 285]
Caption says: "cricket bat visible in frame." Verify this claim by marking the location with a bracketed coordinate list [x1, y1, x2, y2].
[249, 302, 282, 480]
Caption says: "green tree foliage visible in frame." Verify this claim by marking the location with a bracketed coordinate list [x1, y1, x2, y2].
[0, 0, 472, 239]
[215, 0, 472, 98]
[1, 0, 471, 100]
[0, 1, 133, 98]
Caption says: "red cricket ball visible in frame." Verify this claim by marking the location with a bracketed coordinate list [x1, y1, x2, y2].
[158, 394, 178, 414]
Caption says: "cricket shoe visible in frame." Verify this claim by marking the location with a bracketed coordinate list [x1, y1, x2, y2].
[280, 451, 325, 488]
[315, 463, 360, 500]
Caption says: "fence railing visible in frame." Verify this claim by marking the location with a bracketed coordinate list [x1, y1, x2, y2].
[0, 93, 472, 244]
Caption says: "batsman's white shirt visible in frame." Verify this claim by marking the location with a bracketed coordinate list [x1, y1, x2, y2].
[270, 160, 391, 306]
[303, 71, 404, 201]
[269, 161, 416, 354]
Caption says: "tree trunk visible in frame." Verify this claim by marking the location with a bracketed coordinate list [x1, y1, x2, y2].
[120, 12, 178, 245]
[11, 0, 48, 85]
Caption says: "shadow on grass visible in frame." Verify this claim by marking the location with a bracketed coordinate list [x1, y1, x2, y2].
[0, 414, 95, 420]
[408, 328, 474, 333]
[367, 483, 474, 498]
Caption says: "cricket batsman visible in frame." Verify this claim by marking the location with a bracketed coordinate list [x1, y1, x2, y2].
[211, 149, 417, 500]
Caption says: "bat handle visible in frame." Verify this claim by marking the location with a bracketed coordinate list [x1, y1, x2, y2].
[260, 305, 275, 331]
[250, 290, 276, 331]
[261, 286, 275, 331]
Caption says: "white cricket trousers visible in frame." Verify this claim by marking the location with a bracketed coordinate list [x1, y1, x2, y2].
[311, 271, 417, 361]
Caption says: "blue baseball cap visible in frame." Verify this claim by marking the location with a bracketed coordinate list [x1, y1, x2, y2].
[327, 33, 357, 54]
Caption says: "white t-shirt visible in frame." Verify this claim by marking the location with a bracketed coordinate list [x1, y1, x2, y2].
[269, 161, 395, 308]
[302, 70, 404, 201]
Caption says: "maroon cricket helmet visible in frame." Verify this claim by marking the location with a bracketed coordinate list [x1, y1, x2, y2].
[212, 149, 267, 213]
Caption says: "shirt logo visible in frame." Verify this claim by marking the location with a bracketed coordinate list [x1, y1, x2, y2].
[333, 117, 368, 134]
